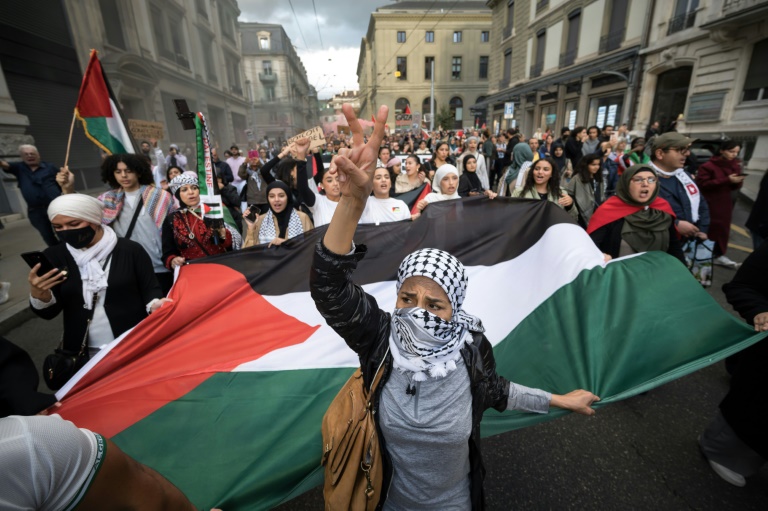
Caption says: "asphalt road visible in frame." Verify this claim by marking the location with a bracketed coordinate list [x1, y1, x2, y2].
[5, 200, 766, 510]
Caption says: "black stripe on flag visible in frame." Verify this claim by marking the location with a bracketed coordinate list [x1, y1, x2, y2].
[191, 197, 576, 295]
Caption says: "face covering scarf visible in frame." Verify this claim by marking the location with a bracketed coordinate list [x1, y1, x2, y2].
[389, 248, 484, 381]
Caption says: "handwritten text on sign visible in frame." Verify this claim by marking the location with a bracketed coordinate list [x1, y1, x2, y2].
[287, 126, 325, 150]
[127, 119, 164, 141]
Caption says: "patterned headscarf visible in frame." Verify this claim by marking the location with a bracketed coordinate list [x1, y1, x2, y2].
[389, 248, 484, 381]
[169, 172, 198, 195]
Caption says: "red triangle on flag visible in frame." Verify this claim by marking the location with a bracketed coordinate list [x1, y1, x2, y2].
[203, 204, 212, 214]
[405, 105, 411, 115]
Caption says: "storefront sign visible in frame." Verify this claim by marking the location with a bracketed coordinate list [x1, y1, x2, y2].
[504, 102, 515, 119]
[607, 105, 618, 126]
[687, 92, 726, 122]
[127, 119, 164, 141]
[596, 106, 607, 128]
[568, 110, 577, 130]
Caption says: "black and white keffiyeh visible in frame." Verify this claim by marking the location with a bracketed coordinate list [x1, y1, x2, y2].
[258, 209, 304, 245]
[389, 248, 484, 380]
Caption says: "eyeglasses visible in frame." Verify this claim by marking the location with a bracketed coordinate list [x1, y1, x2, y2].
[669, 146, 691, 155]
[630, 177, 657, 184]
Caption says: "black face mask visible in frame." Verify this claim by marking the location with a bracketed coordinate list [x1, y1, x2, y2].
[57, 226, 96, 249]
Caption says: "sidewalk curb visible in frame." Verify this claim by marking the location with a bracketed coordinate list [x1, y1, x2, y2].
[0, 300, 34, 336]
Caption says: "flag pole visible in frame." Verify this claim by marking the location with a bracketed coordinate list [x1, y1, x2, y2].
[64, 111, 77, 168]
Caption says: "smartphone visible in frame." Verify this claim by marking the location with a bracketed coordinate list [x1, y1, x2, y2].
[21, 251, 66, 277]
[245, 205, 261, 223]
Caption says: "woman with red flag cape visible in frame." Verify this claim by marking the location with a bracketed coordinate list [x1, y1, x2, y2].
[587, 164, 685, 263]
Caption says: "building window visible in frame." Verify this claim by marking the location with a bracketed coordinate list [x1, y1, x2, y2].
[561, 9, 580, 68]
[150, 4, 189, 68]
[502, 49, 512, 86]
[422, 97, 432, 115]
[202, 37, 217, 83]
[269, 111, 278, 123]
[504, 0, 515, 39]
[265, 86, 275, 101]
[743, 39, 768, 101]
[449, 96, 463, 129]
[227, 55, 241, 93]
[395, 97, 410, 115]
[481, 31, 490, 43]
[396, 57, 407, 80]
[397, 31, 406, 43]
[452, 57, 462, 80]
[479, 56, 488, 79]
[453, 31, 462, 43]
[259, 36, 270, 50]
[425, 56, 434, 80]
[531, 29, 545, 78]
[600, 0, 628, 53]
[426, 31, 434, 43]
[262, 60, 272, 75]
[668, 0, 699, 35]
[219, 3, 234, 41]
[100, 0, 126, 49]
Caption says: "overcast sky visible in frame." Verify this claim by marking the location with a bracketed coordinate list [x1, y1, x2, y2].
[239, 0, 388, 99]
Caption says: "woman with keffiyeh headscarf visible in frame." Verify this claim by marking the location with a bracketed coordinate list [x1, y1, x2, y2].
[312, 104, 599, 511]
[28, 194, 167, 370]
[242, 180, 313, 247]
[587, 164, 684, 262]
[161, 173, 241, 269]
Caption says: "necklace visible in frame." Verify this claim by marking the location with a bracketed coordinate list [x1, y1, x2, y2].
[182, 210, 202, 240]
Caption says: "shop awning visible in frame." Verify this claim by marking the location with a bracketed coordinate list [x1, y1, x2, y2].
[470, 45, 641, 112]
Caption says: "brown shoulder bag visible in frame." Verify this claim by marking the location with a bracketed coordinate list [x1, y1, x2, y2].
[321, 348, 389, 511]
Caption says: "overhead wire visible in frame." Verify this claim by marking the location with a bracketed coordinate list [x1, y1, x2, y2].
[287, 0, 310, 51]
[311, 0, 325, 51]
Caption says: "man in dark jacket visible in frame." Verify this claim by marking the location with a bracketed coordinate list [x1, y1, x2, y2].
[700, 243, 768, 487]
[0, 144, 61, 246]
[211, 148, 234, 185]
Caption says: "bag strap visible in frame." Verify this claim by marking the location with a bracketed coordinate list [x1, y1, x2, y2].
[75, 253, 114, 356]
[124, 195, 144, 240]
[368, 346, 390, 396]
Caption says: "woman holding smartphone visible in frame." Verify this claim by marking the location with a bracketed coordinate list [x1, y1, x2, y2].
[28, 194, 168, 365]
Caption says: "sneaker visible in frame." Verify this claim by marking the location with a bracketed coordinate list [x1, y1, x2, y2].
[714, 255, 741, 269]
[0, 282, 9, 305]
[707, 459, 746, 487]
[698, 435, 747, 487]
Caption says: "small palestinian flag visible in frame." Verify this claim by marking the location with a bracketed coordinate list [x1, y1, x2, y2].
[200, 198, 224, 219]
[75, 50, 135, 154]
[53, 199, 766, 510]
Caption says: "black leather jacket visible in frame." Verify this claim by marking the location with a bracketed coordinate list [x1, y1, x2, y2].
[310, 241, 510, 510]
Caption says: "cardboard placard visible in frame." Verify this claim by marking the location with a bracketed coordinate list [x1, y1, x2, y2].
[128, 119, 164, 141]
[287, 126, 325, 150]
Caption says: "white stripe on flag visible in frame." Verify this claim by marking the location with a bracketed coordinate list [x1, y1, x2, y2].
[235, 224, 604, 373]
[107, 99, 135, 153]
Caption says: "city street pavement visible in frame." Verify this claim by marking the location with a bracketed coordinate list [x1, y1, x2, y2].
[3, 197, 766, 510]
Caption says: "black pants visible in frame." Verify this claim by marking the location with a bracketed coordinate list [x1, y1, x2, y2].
[156, 272, 174, 296]
[28, 207, 58, 246]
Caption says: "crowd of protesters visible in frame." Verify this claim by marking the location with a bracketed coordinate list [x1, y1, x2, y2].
[1, 100, 766, 508]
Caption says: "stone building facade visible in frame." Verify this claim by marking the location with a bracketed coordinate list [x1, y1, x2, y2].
[357, 1, 493, 130]
[479, 0, 649, 136]
[240, 23, 318, 142]
[636, 0, 768, 169]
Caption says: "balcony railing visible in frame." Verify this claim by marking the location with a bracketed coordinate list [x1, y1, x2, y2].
[503, 24, 513, 39]
[559, 48, 577, 68]
[230, 85, 243, 96]
[530, 62, 543, 78]
[536, 0, 549, 14]
[667, 11, 697, 35]
[599, 30, 624, 54]
[259, 72, 277, 83]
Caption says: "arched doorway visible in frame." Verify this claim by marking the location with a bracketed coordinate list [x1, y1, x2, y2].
[650, 67, 692, 133]
[474, 95, 487, 128]
[449, 96, 463, 129]
[394, 97, 410, 115]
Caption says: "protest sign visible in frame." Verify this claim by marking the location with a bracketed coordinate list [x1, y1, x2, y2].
[287, 126, 325, 150]
[128, 119, 164, 141]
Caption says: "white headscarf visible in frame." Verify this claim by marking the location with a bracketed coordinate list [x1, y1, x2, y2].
[426, 164, 461, 204]
[47, 194, 118, 310]
[388, 248, 484, 380]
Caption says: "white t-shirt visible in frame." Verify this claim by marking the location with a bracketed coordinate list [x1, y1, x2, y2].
[359, 197, 411, 225]
[0, 415, 105, 511]
[309, 194, 339, 227]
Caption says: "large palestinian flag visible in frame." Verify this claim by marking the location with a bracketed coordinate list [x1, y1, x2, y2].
[54, 198, 766, 510]
[74, 50, 135, 155]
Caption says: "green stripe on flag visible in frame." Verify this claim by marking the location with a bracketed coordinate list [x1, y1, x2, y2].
[80, 116, 129, 155]
[112, 368, 352, 510]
